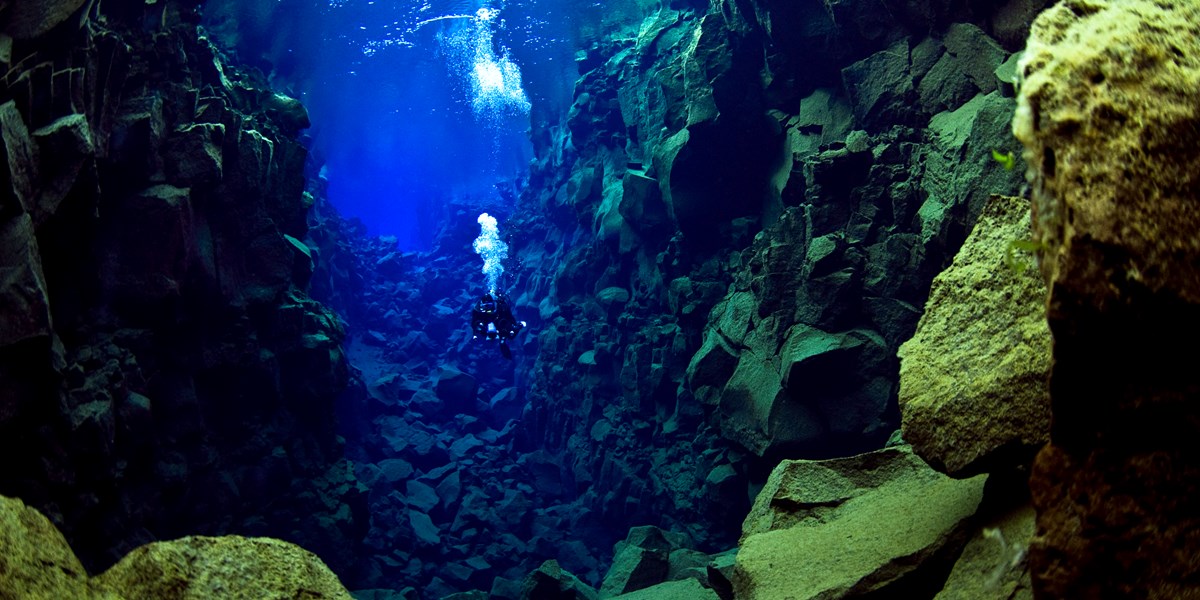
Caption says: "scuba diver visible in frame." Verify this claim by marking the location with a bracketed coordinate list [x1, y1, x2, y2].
[471, 291, 526, 359]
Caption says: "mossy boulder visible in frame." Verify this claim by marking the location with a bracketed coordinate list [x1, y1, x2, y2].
[898, 195, 1051, 477]
[0, 495, 89, 599]
[0, 494, 352, 599]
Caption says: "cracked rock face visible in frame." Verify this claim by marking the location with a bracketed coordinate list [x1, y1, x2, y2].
[1, 0, 90, 39]
[0, 0, 363, 582]
[1014, 0, 1200, 597]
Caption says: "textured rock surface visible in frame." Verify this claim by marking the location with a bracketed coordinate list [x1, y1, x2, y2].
[733, 446, 986, 599]
[935, 503, 1035, 600]
[520, 560, 599, 600]
[610, 578, 719, 600]
[898, 195, 1051, 476]
[93, 536, 352, 600]
[1013, 0, 1200, 597]
[598, 526, 680, 597]
[0, 495, 88, 598]
[0, 494, 352, 599]
[0, 0, 89, 39]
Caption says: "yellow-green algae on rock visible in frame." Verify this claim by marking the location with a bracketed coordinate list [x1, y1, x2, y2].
[0, 495, 89, 599]
[733, 446, 986, 600]
[91, 536, 354, 600]
[1014, 0, 1200, 597]
[0, 495, 352, 600]
[897, 195, 1051, 477]
[1014, 0, 1200, 302]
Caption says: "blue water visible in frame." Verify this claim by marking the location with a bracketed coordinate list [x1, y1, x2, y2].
[207, 0, 588, 249]
[199, 2, 652, 594]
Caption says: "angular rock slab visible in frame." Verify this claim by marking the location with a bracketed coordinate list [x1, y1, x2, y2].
[734, 446, 986, 599]
[935, 503, 1035, 600]
[599, 526, 674, 597]
[898, 195, 1051, 477]
[611, 578, 720, 600]
[521, 559, 599, 600]
[0, 213, 53, 348]
[1014, 1, 1200, 598]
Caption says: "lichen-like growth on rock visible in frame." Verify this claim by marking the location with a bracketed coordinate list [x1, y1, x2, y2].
[1013, 0, 1200, 597]
[897, 195, 1051, 477]
[0, 493, 353, 600]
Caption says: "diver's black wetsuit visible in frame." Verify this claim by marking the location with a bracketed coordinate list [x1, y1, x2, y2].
[471, 292, 525, 359]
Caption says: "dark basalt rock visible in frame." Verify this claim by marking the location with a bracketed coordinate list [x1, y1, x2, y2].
[0, 0, 1065, 597]
[504, 2, 1028, 586]
[1, 0, 90, 40]
[521, 560, 599, 600]
[0, 0, 363, 584]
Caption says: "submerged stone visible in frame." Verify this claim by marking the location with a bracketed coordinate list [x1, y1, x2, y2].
[734, 446, 986, 599]
[1, 493, 353, 599]
[0, 495, 87, 598]
[898, 195, 1051, 477]
[1014, 1, 1200, 596]
[842, 38, 914, 130]
[935, 504, 1035, 600]
[93, 535, 352, 599]
[599, 526, 675, 597]
[610, 578, 719, 599]
[521, 560, 599, 600]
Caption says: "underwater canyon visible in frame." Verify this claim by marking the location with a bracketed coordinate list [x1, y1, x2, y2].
[1, 0, 1198, 598]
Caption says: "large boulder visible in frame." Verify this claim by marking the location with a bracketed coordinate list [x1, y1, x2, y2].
[0, 213, 53, 348]
[0, 494, 353, 599]
[916, 23, 1009, 114]
[0, 101, 38, 215]
[434, 365, 479, 416]
[0, 495, 88, 598]
[918, 91, 1025, 257]
[734, 446, 986, 599]
[1013, 0, 1200, 597]
[842, 38, 916, 130]
[611, 578, 719, 600]
[32, 113, 95, 222]
[898, 195, 1051, 477]
[109, 184, 197, 307]
[93, 536, 353, 600]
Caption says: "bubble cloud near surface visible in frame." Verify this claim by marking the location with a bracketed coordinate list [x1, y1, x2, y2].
[442, 7, 531, 125]
[473, 212, 508, 293]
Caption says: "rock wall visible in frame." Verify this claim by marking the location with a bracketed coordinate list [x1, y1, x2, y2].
[0, 0, 364, 580]
[0, 0, 1066, 597]
[1013, 0, 1200, 597]
[511, 0, 1038, 556]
